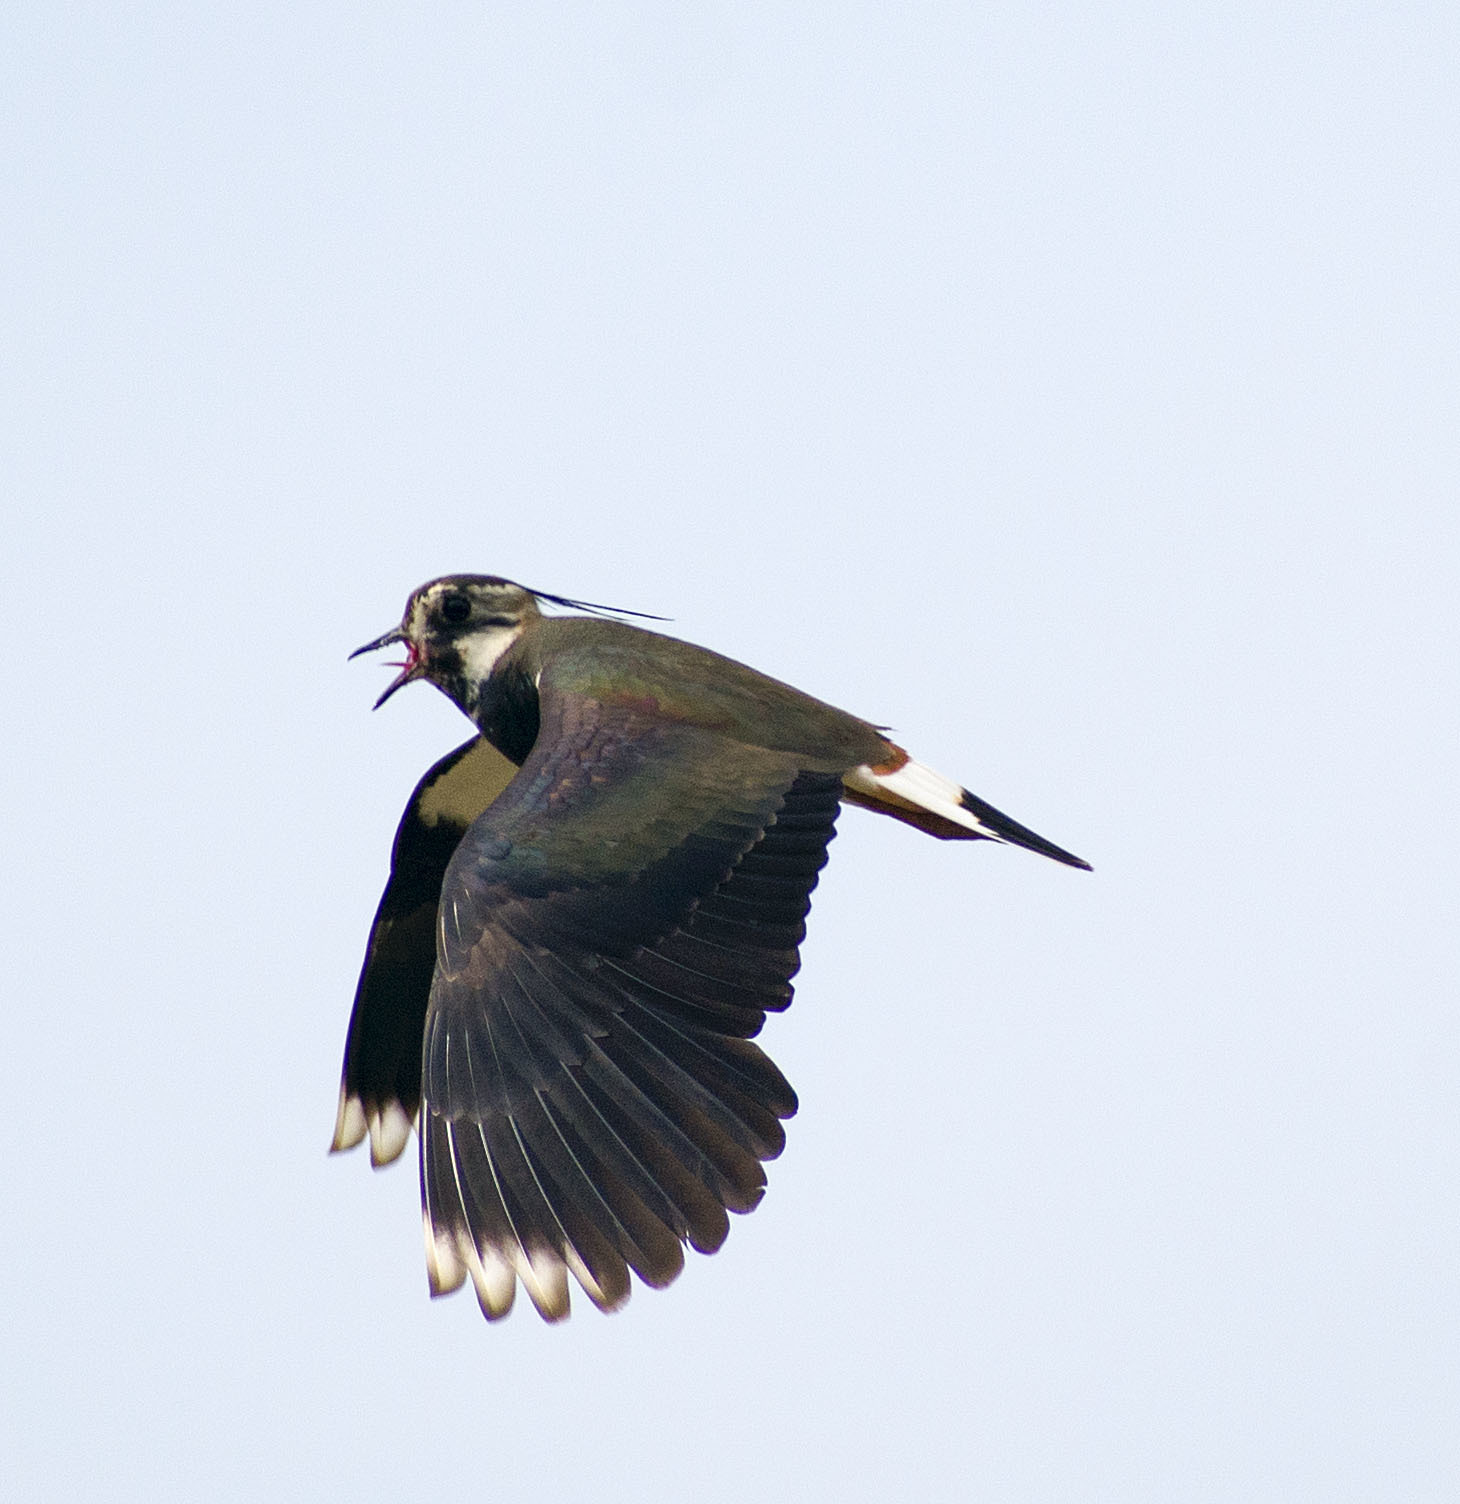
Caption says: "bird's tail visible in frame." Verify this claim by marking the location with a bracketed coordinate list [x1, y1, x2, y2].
[841, 745, 1091, 870]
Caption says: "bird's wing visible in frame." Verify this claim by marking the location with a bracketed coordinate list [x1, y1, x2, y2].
[420, 688, 842, 1321]
[333, 736, 518, 1165]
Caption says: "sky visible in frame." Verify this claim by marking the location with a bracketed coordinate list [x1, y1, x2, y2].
[4, 2, 1458, 1499]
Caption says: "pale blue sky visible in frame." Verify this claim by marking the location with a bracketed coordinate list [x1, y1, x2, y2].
[4, 3, 1458, 1500]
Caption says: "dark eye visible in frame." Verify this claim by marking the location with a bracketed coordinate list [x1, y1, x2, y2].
[440, 593, 472, 624]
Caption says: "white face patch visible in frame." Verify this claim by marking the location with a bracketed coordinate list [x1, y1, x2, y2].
[455, 621, 526, 685]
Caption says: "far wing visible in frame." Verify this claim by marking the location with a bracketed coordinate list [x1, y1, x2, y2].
[332, 736, 517, 1165]
[419, 690, 841, 1321]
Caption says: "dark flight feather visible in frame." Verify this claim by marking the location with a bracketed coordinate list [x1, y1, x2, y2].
[417, 687, 842, 1317]
[334, 736, 517, 1162]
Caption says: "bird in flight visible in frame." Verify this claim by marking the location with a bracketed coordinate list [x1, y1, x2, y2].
[335, 575, 1088, 1323]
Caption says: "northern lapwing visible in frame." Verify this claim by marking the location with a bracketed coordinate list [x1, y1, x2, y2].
[335, 575, 1089, 1323]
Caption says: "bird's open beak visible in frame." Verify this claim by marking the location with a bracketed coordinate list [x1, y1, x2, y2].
[350, 626, 424, 709]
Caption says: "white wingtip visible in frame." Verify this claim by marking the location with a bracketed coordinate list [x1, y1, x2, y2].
[423, 1212, 469, 1296]
[368, 1101, 415, 1166]
[467, 1245, 519, 1320]
[517, 1247, 572, 1323]
[563, 1245, 630, 1315]
[330, 1087, 368, 1153]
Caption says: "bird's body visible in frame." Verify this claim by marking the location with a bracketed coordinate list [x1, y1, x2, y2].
[335, 576, 1088, 1322]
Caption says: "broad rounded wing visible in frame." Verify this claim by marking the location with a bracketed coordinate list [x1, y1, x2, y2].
[332, 736, 517, 1165]
[419, 690, 842, 1320]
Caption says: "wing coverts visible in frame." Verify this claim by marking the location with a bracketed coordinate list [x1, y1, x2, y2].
[417, 690, 843, 1319]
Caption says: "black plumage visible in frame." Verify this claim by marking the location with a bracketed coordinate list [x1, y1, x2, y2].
[334, 575, 1088, 1322]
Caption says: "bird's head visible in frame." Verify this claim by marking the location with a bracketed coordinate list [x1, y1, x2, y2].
[352, 575, 542, 712]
